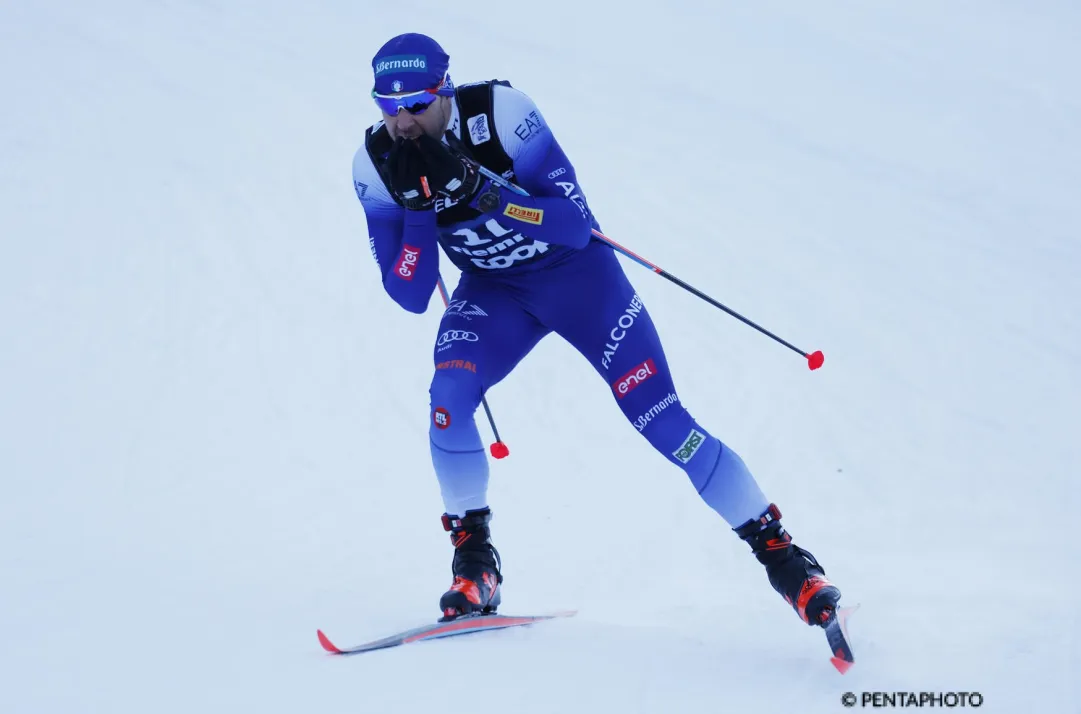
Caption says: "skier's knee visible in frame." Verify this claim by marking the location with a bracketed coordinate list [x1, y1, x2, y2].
[428, 369, 484, 450]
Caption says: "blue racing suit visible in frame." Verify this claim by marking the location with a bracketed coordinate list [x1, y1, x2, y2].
[351, 82, 770, 528]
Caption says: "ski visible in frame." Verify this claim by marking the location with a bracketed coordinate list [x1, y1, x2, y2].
[822, 604, 859, 673]
[317, 610, 577, 656]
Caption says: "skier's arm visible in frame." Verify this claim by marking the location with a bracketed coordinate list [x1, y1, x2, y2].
[464, 87, 594, 248]
[353, 156, 438, 314]
[364, 207, 439, 314]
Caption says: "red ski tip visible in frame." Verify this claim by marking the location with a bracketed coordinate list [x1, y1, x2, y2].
[807, 350, 825, 370]
[830, 656, 853, 674]
[317, 629, 343, 654]
[490, 441, 510, 459]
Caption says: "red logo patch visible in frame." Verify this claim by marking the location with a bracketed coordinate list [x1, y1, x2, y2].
[612, 358, 657, 399]
[433, 407, 451, 429]
[395, 244, 420, 280]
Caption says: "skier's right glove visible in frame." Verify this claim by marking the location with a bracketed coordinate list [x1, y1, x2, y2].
[415, 134, 484, 205]
[385, 137, 434, 210]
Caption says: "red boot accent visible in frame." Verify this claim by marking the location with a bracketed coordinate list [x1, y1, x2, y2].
[795, 575, 834, 624]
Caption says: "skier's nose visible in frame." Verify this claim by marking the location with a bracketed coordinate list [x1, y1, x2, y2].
[395, 111, 418, 135]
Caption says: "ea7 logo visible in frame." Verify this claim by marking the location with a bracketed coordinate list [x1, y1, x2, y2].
[395, 244, 420, 280]
[444, 300, 488, 320]
[514, 110, 543, 142]
[612, 358, 656, 399]
[673, 429, 705, 463]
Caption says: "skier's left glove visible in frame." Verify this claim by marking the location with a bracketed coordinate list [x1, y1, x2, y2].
[414, 134, 485, 204]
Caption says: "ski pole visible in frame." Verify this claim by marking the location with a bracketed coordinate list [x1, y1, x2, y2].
[469, 164, 825, 371]
[435, 275, 510, 458]
[587, 231, 825, 370]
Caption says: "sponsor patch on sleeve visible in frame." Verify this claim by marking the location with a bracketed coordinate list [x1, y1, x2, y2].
[503, 203, 543, 225]
[394, 244, 420, 280]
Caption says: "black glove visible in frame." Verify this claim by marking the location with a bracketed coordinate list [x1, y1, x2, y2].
[385, 137, 434, 210]
[415, 134, 484, 204]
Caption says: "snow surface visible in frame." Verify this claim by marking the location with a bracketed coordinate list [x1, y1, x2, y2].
[2, 2, 1079, 712]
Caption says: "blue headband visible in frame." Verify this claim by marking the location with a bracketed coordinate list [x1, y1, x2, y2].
[372, 33, 454, 96]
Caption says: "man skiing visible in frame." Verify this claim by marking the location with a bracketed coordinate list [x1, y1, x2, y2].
[352, 33, 843, 629]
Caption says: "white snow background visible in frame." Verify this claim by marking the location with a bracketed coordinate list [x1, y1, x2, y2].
[2, 1, 1079, 712]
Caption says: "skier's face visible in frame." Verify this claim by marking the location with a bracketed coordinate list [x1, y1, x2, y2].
[383, 96, 451, 141]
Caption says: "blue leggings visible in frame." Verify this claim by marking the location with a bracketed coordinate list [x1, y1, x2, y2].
[428, 240, 769, 528]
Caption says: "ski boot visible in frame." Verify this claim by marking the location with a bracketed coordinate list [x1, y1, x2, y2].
[438, 507, 503, 622]
[735, 503, 841, 626]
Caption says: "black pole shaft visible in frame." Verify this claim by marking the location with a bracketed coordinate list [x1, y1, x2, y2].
[466, 161, 819, 367]
[654, 268, 810, 358]
[479, 397, 502, 443]
[591, 230, 812, 359]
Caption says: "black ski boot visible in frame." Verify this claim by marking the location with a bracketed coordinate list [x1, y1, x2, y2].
[438, 507, 503, 621]
[735, 503, 841, 626]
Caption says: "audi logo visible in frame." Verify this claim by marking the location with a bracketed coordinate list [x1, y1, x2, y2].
[437, 330, 479, 346]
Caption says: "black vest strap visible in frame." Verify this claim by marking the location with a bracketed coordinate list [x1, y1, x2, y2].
[452, 79, 514, 179]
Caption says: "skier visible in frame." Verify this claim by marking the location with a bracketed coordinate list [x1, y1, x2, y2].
[352, 33, 843, 627]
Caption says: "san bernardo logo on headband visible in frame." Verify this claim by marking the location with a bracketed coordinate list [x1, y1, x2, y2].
[374, 54, 428, 76]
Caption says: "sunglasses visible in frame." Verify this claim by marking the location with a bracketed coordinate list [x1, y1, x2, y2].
[372, 73, 448, 116]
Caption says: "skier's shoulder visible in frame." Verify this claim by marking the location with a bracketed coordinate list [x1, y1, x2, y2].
[453, 79, 550, 160]
[490, 81, 538, 118]
[352, 122, 396, 211]
[489, 83, 551, 156]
